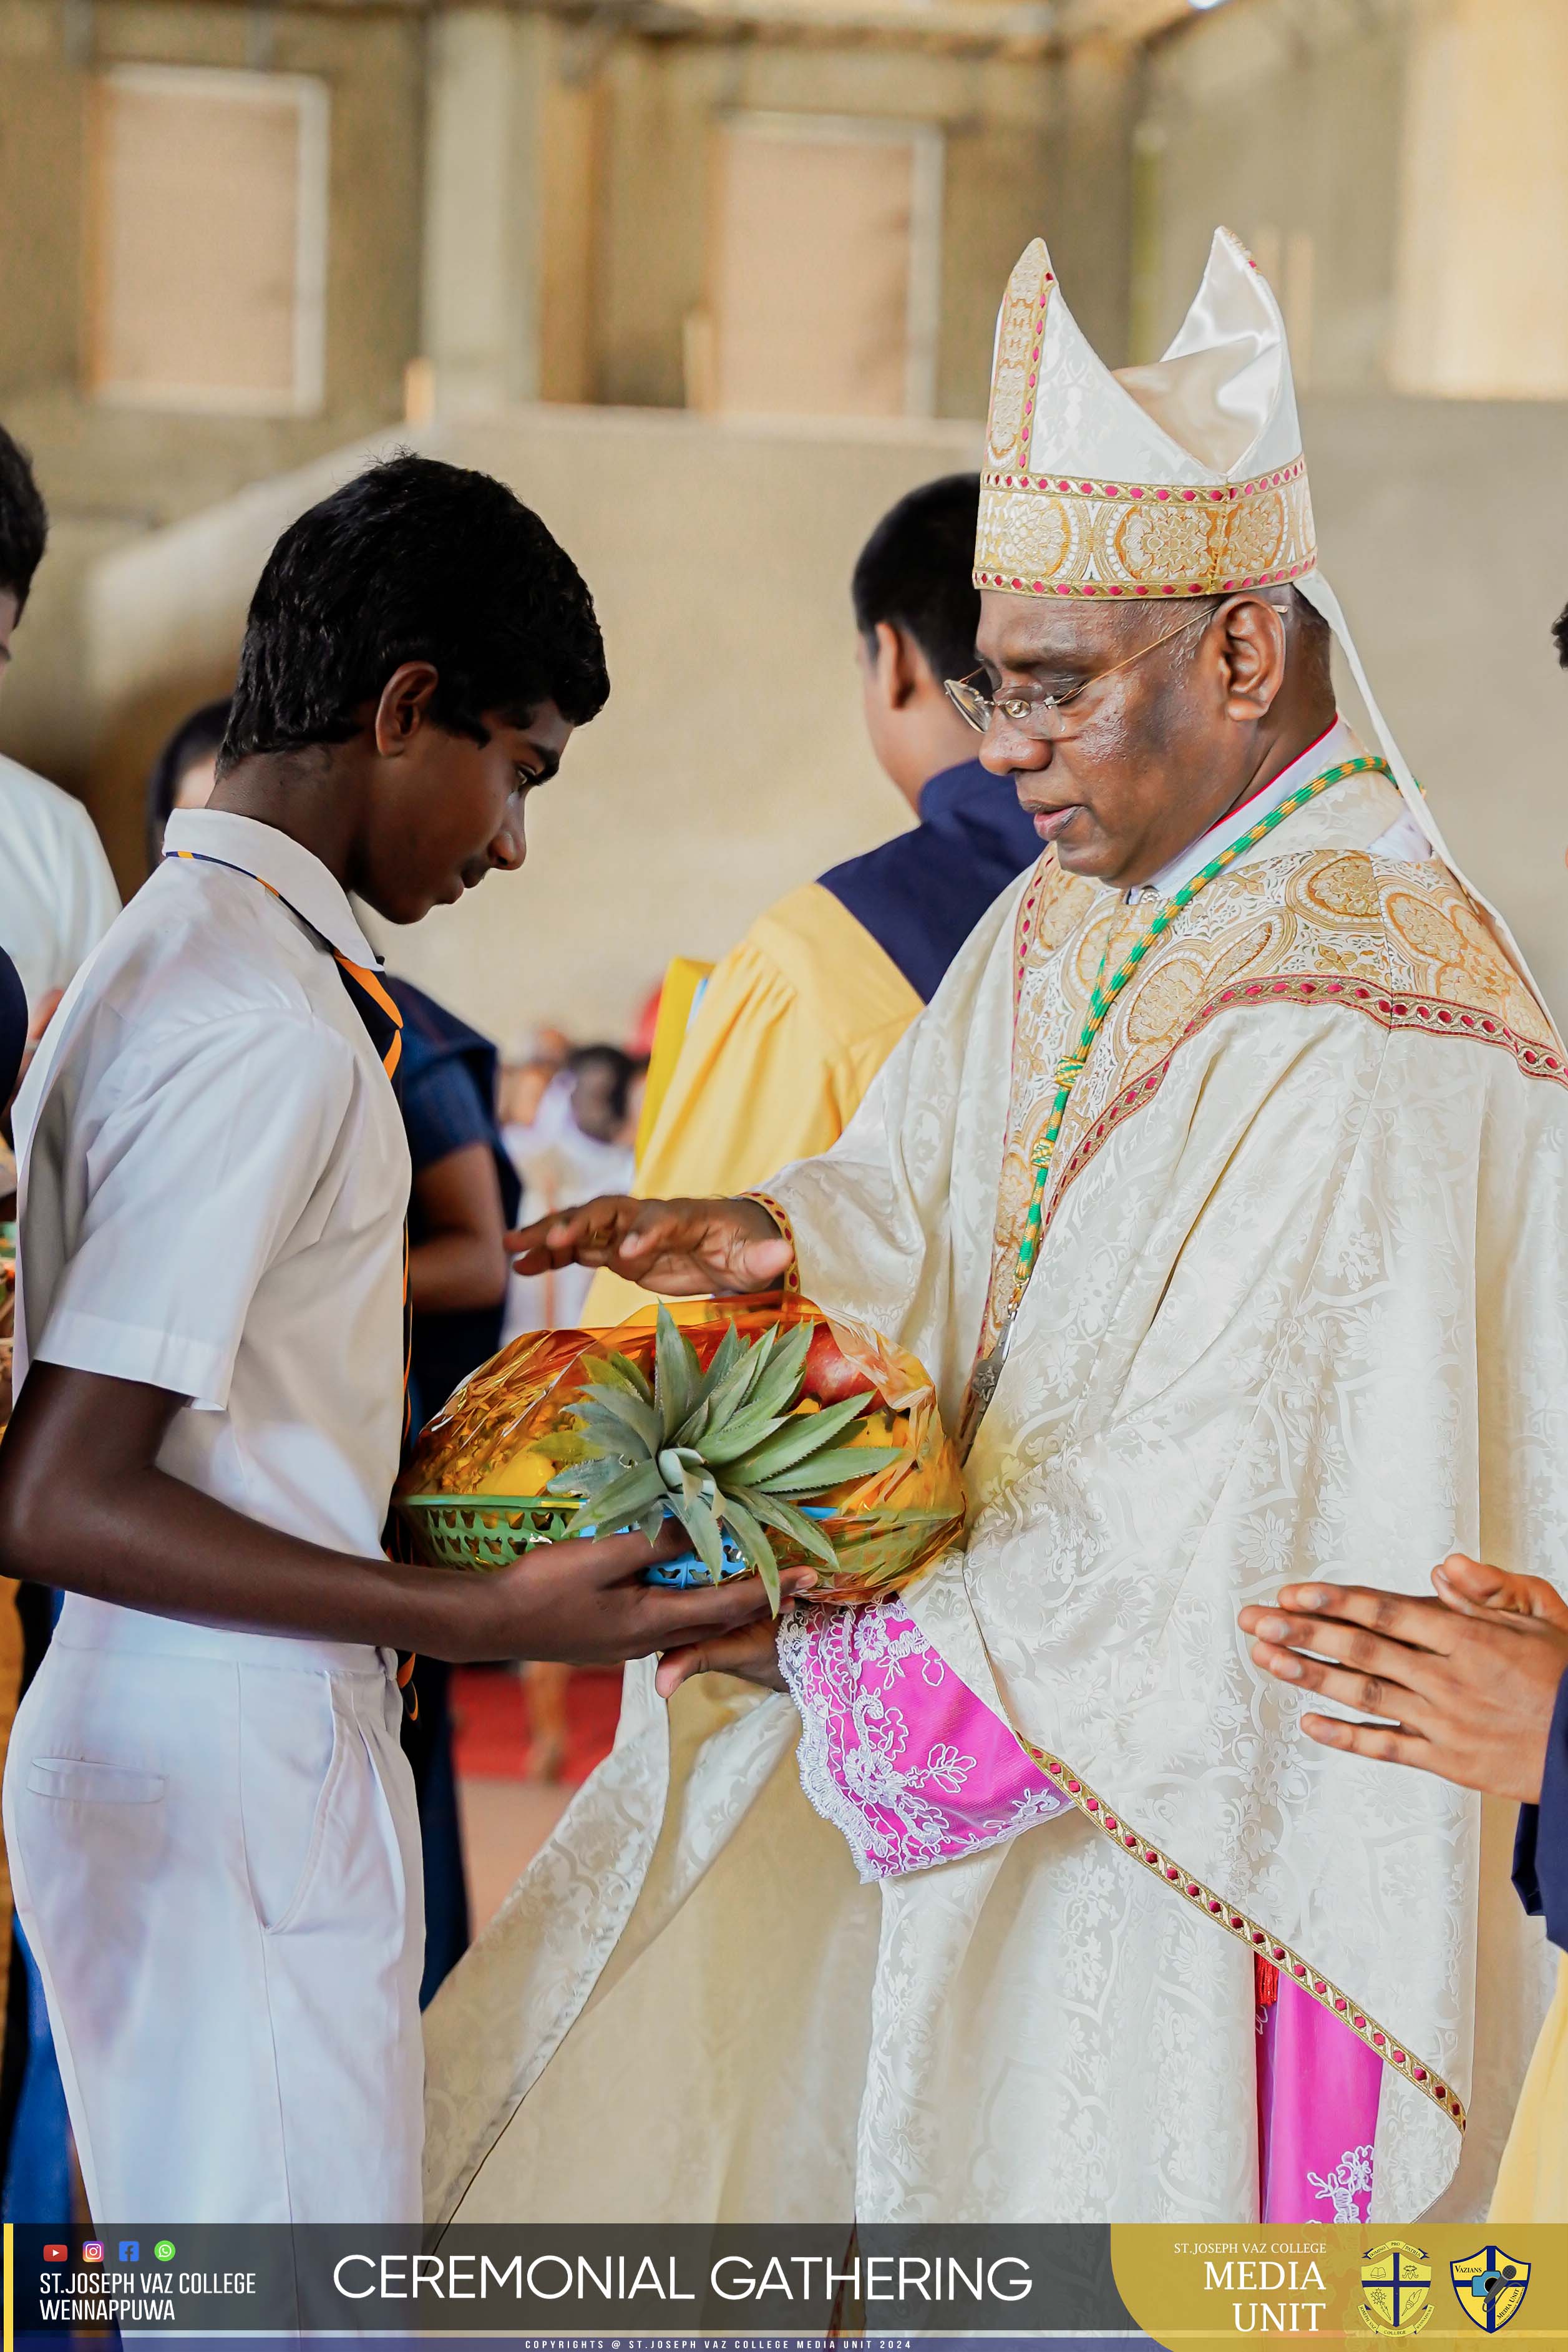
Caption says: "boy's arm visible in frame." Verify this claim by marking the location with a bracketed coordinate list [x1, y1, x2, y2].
[0, 1362, 801, 1664]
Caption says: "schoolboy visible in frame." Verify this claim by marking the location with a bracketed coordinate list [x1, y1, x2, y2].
[0, 456, 790, 2224]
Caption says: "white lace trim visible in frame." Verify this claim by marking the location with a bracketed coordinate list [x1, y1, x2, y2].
[778, 1601, 1068, 1885]
[1308, 2140, 1375, 2223]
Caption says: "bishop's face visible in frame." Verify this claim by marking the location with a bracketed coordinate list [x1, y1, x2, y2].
[973, 590, 1262, 891]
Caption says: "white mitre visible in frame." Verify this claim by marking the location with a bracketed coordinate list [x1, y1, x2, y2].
[976, 226, 1315, 605]
[975, 225, 1554, 1022]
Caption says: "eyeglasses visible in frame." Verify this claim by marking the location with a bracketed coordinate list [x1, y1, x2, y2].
[945, 609, 1211, 741]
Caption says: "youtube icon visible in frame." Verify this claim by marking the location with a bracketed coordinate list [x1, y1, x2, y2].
[42, 2246, 67, 2264]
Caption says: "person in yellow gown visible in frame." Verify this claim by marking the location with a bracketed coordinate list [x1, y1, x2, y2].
[586, 474, 1040, 1322]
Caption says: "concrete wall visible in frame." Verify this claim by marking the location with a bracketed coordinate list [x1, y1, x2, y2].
[75, 391, 1568, 1047]
[0, 0, 426, 785]
[80, 406, 982, 1042]
[1134, 0, 1407, 382]
[587, 35, 1074, 416]
[1300, 393, 1568, 1020]
[0, 0, 1131, 806]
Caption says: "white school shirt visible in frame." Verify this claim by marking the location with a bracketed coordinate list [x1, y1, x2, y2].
[0, 753, 121, 1015]
[1134, 716, 1430, 901]
[13, 808, 411, 1562]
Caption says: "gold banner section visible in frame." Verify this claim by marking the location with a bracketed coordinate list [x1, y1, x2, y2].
[1111, 2222, 1567, 2346]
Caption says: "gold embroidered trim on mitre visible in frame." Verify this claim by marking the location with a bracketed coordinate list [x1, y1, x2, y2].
[984, 240, 1054, 476]
[975, 455, 1315, 600]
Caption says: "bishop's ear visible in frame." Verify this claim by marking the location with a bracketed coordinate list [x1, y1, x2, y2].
[1217, 595, 1289, 721]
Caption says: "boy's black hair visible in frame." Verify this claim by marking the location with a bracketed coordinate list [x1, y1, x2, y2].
[0, 424, 49, 612]
[145, 696, 232, 867]
[222, 453, 608, 774]
[851, 473, 981, 688]
[1554, 601, 1568, 670]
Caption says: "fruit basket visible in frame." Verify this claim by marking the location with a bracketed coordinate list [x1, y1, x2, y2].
[396, 1294, 965, 1608]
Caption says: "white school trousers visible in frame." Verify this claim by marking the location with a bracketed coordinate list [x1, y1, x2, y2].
[2, 1595, 425, 2223]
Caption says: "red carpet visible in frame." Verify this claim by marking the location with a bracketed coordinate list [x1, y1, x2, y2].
[450, 1662, 621, 1785]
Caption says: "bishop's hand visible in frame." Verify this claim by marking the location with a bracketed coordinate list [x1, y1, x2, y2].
[505, 1194, 794, 1297]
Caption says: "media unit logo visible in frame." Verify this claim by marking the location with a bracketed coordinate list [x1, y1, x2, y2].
[1360, 2241, 1432, 2336]
[1450, 2246, 1531, 2333]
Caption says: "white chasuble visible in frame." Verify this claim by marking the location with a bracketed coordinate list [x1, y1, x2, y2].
[423, 766, 1565, 2225]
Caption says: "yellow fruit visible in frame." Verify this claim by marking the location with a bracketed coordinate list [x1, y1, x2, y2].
[476, 1447, 560, 1498]
[848, 1412, 906, 1448]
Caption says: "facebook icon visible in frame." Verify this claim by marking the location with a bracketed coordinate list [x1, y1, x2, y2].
[119, 2242, 139, 2262]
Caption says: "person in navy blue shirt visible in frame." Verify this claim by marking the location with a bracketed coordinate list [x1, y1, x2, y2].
[387, 975, 522, 2004]
[0, 946, 24, 1111]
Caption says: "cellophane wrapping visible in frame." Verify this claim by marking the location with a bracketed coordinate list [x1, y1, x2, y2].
[396, 1293, 965, 1606]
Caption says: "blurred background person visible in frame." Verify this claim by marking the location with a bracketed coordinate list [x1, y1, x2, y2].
[584, 472, 1040, 1322]
[500, 1038, 641, 1781]
[505, 1042, 640, 1339]
[144, 696, 231, 864]
[0, 425, 119, 1037]
[496, 1027, 572, 1139]
[387, 973, 520, 2002]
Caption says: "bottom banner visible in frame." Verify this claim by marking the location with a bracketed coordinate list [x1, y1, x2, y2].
[1, 2222, 1562, 2343]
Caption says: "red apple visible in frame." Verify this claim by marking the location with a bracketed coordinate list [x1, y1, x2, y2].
[802, 1325, 882, 1408]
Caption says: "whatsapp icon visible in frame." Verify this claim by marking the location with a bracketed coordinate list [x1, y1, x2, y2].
[153, 2240, 175, 2262]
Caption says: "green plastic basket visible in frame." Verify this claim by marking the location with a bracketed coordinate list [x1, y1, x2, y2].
[397, 1491, 965, 1599]
[397, 1494, 577, 1572]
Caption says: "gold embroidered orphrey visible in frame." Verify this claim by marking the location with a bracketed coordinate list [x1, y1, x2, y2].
[963, 832, 1568, 2133]
[980, 839, 1564, 1358]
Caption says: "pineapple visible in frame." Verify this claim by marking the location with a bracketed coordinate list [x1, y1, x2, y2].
[547, 1305, 903, 1611]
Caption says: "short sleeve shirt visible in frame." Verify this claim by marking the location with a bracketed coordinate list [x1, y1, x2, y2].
[12, 809, 411, 1560]
[0, 753, 122, 1014]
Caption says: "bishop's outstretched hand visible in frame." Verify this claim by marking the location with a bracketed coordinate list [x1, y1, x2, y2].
[506, 1193, 794, 1297]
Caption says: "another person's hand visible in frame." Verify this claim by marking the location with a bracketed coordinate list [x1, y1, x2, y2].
[506, 1194, 794, 1296]
[1239, 1555, 1568, 1802]
[484, 1521, 814, 1667]
[654, 1613, 792, 1699]
[1427, 1549, 1568, 1631]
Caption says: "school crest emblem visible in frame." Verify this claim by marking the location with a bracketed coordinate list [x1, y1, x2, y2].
[1360, 2242, 1433, 2335]
[1450, 2247, 1530, 2332]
